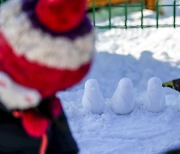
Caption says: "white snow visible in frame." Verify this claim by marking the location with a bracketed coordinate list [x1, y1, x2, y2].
[110, 78, 134, 114]
[82, 79, 104, 114]
[57, 1, 180, 154]
[144, 77, 166, 112]
[177, 94, 180, 111]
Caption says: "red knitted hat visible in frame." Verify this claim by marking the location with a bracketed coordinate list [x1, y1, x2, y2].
[0, 0, 95, 110]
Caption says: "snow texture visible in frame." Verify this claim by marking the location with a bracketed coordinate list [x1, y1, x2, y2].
[82, 79, 104, 114]
[57, 1, 180, 153]
[177, 94, 180, 111]
[144, 77, 166, 112]
[110, 78, 134, 114]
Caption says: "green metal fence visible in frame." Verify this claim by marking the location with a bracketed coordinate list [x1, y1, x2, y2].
[88, 0, 180, 29]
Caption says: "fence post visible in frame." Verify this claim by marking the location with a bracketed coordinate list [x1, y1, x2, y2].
[124, 0, 128, 29]
[155, 0, 159, 28]
[92, 0, 96, 27]
[108, 0, 112, 29]
[173, 0, 176, 28]
[141, 0, 145, 29]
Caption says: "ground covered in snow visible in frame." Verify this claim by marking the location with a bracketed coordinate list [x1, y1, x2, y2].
[58, 4, 180, 154]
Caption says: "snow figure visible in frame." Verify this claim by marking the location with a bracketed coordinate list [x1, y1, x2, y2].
[110, 78, 134, 114]
[82, 79, 104, 114]
[144, 77, 166, 112]
[0, 0, 95, 153]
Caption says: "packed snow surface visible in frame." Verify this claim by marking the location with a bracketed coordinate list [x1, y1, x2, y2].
[57, 2, 180, 154]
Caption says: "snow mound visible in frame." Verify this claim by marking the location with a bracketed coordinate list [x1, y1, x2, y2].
[144, 77, 166, 112]
[82, 79, 104, 114]
[110, 78, 134, 114]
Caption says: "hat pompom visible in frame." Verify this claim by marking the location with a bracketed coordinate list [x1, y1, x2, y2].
[35, 0, 86, 32]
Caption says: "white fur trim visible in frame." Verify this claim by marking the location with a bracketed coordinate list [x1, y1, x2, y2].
[0, 72, 41, 110]
[0, 0, 95, 70]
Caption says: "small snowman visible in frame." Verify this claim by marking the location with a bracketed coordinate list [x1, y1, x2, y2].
[144, 77, 166, 112]
[110, 78, 134, 114]
[82, 79, 104, 114]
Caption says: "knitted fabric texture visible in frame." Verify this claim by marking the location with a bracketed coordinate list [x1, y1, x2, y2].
[36, 0, 86, 32]
[0, 0, 95, 108]
[0, 0, 95, 138]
